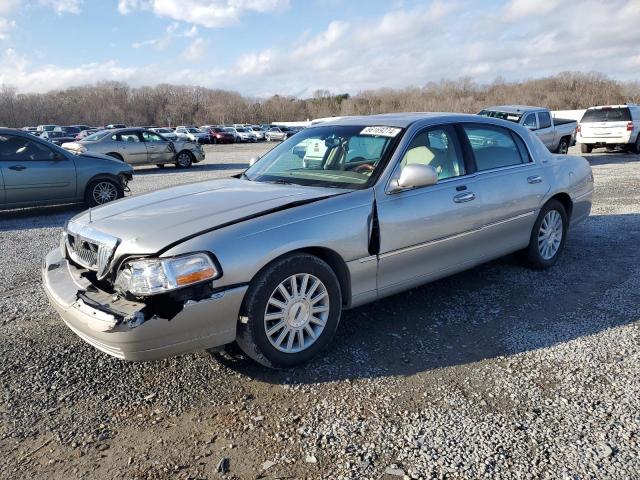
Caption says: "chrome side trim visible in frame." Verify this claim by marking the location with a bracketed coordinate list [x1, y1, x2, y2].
[379, 211, 536, 259]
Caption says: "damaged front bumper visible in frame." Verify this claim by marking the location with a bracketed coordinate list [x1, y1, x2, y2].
[42, 247, 247, 361]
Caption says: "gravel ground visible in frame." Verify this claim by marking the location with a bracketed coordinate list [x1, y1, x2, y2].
[0, 144, 639, 479]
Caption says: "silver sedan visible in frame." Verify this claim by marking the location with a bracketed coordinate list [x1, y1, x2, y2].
[43, 113, 593, 367]
[62, 128, 205, 168]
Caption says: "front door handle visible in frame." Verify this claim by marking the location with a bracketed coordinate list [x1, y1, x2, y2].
[9, 165, 26, 171]
[453, 192, 476, 203]
[527, 175, 543, 184]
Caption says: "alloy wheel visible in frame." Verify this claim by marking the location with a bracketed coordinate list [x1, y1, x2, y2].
[538, 210, 563, 260]
[92, 181, 118, 204]
[263, 273, 330, 354]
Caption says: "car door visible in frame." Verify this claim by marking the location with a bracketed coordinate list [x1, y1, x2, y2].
[458, 123, 548, 259]
[376, 124, 485, 297]
[535, 111, 555, 149]
[116, 130, 148, 164]
[141, 130, 174, 164]
[0, 133, 77, 205]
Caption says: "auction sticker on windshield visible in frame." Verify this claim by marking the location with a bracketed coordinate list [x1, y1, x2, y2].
[360, 126, 402, 137]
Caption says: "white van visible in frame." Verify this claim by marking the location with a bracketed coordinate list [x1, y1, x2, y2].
[577, 104, 640, 153]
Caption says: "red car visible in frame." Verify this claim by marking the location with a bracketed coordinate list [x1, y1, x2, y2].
[200, 126, 236, 144]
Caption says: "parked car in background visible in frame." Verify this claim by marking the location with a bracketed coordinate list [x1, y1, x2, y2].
[41, 131, 77, 146]
[55, 126, 82, 137]
[200, 126, 235, 144]
[75, 129, 100, 141]
[42, 113, 593, 367]
[106, 123, 127, 129]
[265, 126, 295, 141]
[22, 127, 38, 133]
[37, 125, 59, 134]
[250, 126, 266, 140]
[478, 106, 577, 154]
[0, 128, 132, 209]
[235, 127, 258, 142]
[223, 127, 241, 142]
[175, 126, 209, 143]
[62, 128, 204, 168]
[576, 104, 640, 153]
[150, 127, 178, 141]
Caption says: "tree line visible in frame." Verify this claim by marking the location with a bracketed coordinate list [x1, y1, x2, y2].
[0, 71, 638, 128]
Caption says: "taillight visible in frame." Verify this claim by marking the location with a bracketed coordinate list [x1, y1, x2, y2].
[577, 124, 581, 133]
[627, 121, 633, 131]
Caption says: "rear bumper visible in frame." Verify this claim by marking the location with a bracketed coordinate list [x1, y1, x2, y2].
[577, 133, 633, 145]
[42, 248, 246, 361]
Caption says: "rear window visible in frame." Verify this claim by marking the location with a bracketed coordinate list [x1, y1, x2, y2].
[478, 110, 522, 123]
[581, 107, 631, 123]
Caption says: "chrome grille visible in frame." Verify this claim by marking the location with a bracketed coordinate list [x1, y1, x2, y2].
[64, 221, 120, 279]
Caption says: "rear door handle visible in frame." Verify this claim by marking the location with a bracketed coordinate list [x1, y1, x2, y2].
[527, 175, 543, 184]
[453, 192, 476, 203]
[8, 165, 26, 171]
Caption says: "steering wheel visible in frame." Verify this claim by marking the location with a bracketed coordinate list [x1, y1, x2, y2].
[353, 163, 375, 173]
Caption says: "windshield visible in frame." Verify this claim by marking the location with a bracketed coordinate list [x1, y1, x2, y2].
[478, 110, 523, 123]
[244, 125, 401, 189]
[83, 130, 110, 141]
[224, 127, 235, 132]
[581, 107, 631, 123]
[187, 128, 200, 133]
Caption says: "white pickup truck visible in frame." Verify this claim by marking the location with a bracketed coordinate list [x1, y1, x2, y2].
[478, 105, 577, 154]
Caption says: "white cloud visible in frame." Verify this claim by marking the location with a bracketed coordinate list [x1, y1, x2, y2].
[118, 0, 289, 28]
[183, 37, 207, 62]
[131, 22, 197, 49]
[503, 0, 562, 20]
[39, 0, 83, 15]
[0, 18, 15, 40]
[292, 20, 347, 58]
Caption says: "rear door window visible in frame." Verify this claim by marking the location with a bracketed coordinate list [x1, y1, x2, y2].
[581, 108, 631, 123]
[462, 125, 528, 171]
[538, 111, 552, 129]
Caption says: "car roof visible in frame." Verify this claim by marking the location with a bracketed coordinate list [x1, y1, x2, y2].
[586, 104, 637, 110]
[318, 112, 487, 128]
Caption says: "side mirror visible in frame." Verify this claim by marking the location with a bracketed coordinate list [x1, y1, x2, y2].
[249, 155, 260, 166]
[391, 164, 438, 192]
[525, 125, 536, 130]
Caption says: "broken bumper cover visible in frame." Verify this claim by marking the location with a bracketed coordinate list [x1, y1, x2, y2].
[42, 247, 247, 361]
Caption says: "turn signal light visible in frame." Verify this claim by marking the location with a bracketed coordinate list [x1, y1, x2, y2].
[627, 122, 634, 131]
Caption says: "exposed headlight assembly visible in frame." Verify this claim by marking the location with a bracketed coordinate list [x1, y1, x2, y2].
[115, 253, 220, 296]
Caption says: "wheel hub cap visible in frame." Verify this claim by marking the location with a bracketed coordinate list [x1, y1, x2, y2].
[264, 273, 329, 354]
[538, 210, 563, 260]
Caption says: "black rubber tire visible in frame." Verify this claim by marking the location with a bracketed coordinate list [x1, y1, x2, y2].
[632, 136, 640, 154]
[555, 137, 569, 154]
[106, 152, 124, 161]
[84, 178, 123, 207]
[175, 150, 193, 168]
[236, 253, 342, 368]
[521, 199, 568, 270]
[580, 143, 592, 154]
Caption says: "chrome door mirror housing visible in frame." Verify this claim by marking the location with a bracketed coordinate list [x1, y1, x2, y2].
[390, 164, 438, 192]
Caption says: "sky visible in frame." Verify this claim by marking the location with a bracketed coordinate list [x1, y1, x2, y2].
[0, 0, 638, 97]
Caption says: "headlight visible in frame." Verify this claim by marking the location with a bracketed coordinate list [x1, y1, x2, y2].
[114, 253, 220, 296]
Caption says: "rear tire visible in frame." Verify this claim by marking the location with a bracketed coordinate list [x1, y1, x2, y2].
[236, 253, 342, 368]
[84, 178, 123, 207]
[555, 137, 569, 154]
[175, 151, 193, 168]
[580, 143, 592, 154]
[632, 136, 640, 154]
[521, 199, 568, 270]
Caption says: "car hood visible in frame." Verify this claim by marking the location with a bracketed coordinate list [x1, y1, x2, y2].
[68, 178, 345, 255]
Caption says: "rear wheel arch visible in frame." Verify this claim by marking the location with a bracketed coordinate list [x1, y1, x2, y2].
[548, 192, 573, 222]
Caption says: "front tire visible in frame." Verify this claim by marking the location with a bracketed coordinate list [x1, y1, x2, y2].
[84, 178, 123, 207]
[236, 253, 342, 368]
[521, 199, 568, 269]
[580, 143, 592, 154]
[175, 151, 193, 168]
